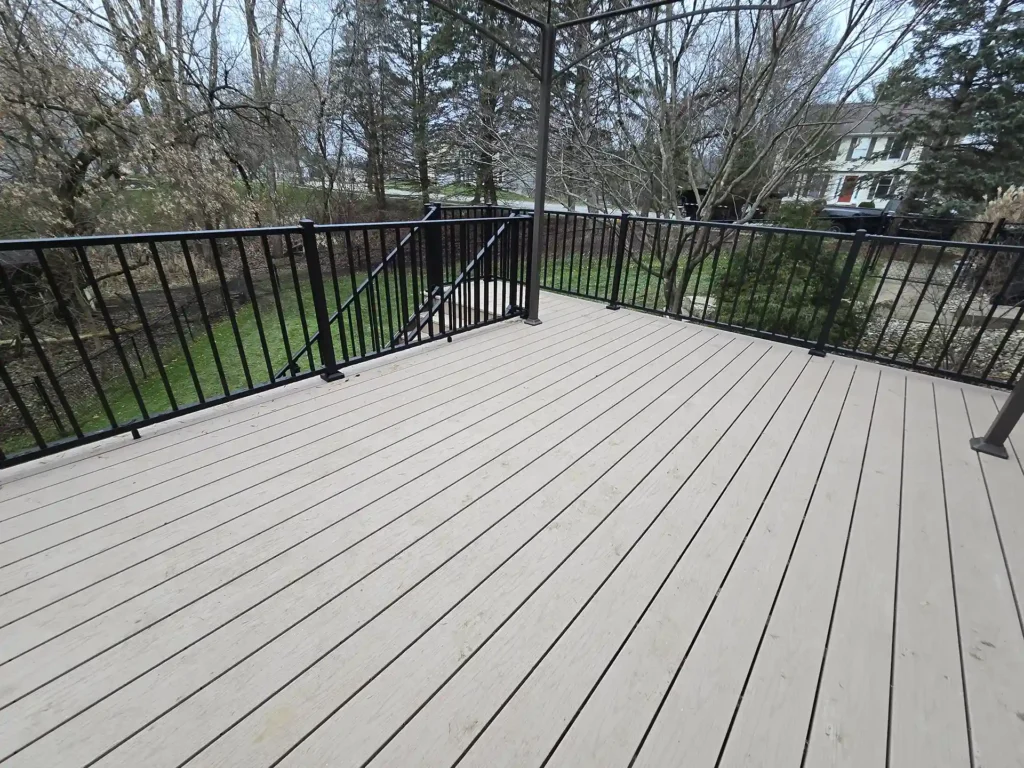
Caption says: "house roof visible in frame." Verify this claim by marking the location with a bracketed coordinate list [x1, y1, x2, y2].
[827, 102, 930, 136]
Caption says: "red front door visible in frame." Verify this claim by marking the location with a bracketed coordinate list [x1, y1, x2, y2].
[838, 176, 858, 203]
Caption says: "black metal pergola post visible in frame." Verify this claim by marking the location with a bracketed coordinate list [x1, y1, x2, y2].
[971, 377, 1024, 459]
[422, 0, 803, 324]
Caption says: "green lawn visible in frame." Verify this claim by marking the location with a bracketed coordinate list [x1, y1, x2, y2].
[3, 271, 419, 456]
[541, 251, 728, 314]
[541, 244, 880, 338]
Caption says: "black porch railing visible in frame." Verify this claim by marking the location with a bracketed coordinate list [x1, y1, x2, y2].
[528, 209, 1024, 389]
[0, 213, 529, 466]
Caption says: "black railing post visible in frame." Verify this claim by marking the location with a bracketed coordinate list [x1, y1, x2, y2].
[971, 377, 1024, 459]
[508, 216, 521, 312]
[300, 218, 344, 382]
[810, 228, 866, 357]
[424, 213, 444, 298]
[607, 212, 630, 310]
[985, 217, 1007, 244]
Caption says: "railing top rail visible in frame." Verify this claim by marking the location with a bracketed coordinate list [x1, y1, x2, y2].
[313, 214, 527, 232]
[482, 206, 625, 221]
[0, 214, 533, 252]
[865, 231, 1024, 252]
[667, 217, 860, 239]
[0, 225, 302, 251]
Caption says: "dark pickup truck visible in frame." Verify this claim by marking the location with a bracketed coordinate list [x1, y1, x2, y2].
[818, 202, 900, 234]
[819, 202, 967, 241]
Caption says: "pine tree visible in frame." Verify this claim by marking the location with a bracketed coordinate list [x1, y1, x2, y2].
[879, 0, 1024, 203]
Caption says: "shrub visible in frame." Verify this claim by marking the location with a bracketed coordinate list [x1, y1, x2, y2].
[712, 202, 866, 344]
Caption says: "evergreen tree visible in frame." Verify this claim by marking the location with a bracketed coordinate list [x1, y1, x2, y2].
[879, 0, 1024, 203]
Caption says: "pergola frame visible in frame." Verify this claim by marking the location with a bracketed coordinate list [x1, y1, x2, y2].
[421, 0, 804, 323]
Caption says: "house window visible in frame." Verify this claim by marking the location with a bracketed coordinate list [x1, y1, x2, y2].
[803, 173, 830, 198]
[888, 137, 912, 161]
[847, 137, 870, 161]
[870, 173, 901, 199]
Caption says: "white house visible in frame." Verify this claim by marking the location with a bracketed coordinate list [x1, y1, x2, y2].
[790, 104, 924, 207]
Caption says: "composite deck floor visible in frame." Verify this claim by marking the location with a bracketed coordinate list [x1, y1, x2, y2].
[1, 292, 1023, 768]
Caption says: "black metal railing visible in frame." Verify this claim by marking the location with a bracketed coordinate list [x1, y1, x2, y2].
[524, 208, 1024, 389]
[0, 214, 529, 465]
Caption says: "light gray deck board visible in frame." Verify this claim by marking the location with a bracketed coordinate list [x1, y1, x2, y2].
[0, 297, 590, 509]
[278, 345, 792, 768]
[803, 368, 905, 768]
[961, 389, 1024, 635]
[0, 311, 657, 642]
[0, 291, 1020, 768]
[934, 382, 1024, 767]
[0, 314, 674, 709]
[454, 355, 829, 768]
[0, 305, 615, 560]
[710, 364, 879, 768]
[546, 358, 853, 768]
[887, 376, 971, 768]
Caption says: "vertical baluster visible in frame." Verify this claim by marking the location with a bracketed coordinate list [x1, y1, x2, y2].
[34, 247, 116, 428]
[284, 232, 315, 371]
[324, 233, 350, 362]
[890, 242, 949, 364]
[149, 242, 204, 402]
[642, 218, 661, 310]
[207, 236, 252, 390]
[75, 244, 148, 418]
[738, 229, 774, 329]
[33, 375, 67, 436]
[343, 229, 368, 358]
[299, 219, 343, 381]
[181, 239, 230, 396]
[727, 228, 757, 326]
[258, 234, 296, 378]
[868, 241, 924, 358]
[0, 361, 45, 450]
[113, 242, 177, 409]
[0, 263, 83, 436]
[361, 228, 382, 352]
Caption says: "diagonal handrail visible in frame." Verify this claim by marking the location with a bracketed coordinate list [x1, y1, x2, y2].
[274, 206, 440, 379]
[402, 212, 526, 343]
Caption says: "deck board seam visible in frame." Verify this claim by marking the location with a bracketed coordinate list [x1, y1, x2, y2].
[933, 382, 976, 768]
[798, 370, 882, 767]
[883, 377, 908, 768]
[63, 337, 754, 768]
[0, 324, 721, 762]
[0, 304, 613, 534]
[0, 309, 644, 566]
[709, 366, 858, 768]
[0, 317, 682, 674]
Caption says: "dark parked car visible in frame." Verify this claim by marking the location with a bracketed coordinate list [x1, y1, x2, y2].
[819, 204, 890, 233]
[819, 198, 903, 234]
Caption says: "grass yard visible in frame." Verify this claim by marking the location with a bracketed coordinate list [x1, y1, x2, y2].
[541, 251, 728, 314]
[2, 272, 416, 456]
